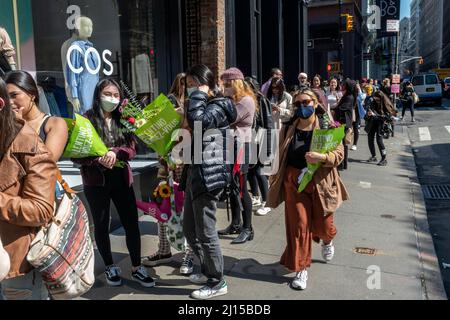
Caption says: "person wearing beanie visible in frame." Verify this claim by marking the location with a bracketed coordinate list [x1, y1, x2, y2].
[218, 67, 257, 245]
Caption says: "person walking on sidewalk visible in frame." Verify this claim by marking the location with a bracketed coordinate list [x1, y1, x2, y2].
[335, 79, 357, 171]
[261, 68, 283, 97]
[325, 78, 343, 115]
[267, 89, 349, 290]
[142, 73, 194, 276]
[181, 64, 237, 300]
[73, 79, 155, 288]
[0, 78, 57, 300]
[364, 91, 397, 167]
[350, 83, 367, 152]
[267, 78, 293, 129]
[218, 68, 256, 244]
[400, 81, 416, 123]
[245, 76, 274, 216]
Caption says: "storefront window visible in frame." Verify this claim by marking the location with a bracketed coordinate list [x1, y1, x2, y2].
[1, 0, 185, 159]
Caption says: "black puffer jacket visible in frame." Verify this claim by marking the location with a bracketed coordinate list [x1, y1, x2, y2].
[182, 91, 237, 199]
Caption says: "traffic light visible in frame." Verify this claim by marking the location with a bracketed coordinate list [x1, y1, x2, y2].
[340, 14, 354, 32]
[327, 62, 341, 73]
[346, 15, 354, 32]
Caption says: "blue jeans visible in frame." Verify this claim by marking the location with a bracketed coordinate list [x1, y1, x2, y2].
[1, 270, 48, 300]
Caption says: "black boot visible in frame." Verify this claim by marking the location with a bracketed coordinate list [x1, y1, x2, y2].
[231, 228, 254, 244]
[218, 224, 241, 236]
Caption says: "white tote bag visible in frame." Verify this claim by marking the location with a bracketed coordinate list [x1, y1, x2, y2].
[0, 237, 11, 282]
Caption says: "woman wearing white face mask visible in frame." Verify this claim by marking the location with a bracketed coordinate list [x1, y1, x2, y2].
[72, 79, 156, 289]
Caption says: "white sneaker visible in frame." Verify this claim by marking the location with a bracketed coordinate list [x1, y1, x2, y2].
[291, 270, 308, 290]
[256, 205, 271, 216]
[321, 241, 335, 262]
[180, 254, 194, 275]
[350, 145, 357, 151]
[189, 273, 208, 285]
[252, 196, 262, 208]
[190, 280, 228, 300]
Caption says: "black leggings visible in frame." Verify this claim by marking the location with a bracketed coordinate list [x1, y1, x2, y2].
[230, 173, 253, 230]
[368, 121, 386, 159]
[402, 100, 415, 118]
[248, 164, 269, 202]
[84, 168, 141, 268]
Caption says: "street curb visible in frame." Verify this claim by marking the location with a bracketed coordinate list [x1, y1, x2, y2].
[402, 126, 447, 300]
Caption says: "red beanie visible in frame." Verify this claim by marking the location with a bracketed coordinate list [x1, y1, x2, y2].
[220, 67, 245, 81]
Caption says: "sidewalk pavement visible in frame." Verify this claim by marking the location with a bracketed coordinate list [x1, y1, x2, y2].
[80, 124, 447, 300]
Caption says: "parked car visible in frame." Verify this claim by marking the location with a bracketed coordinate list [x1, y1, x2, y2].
[411, 73, 443, 105]
[444, 77, 450, 98]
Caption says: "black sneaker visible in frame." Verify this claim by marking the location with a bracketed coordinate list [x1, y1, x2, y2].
[367, 157, 378, 163]
[105, 265, 122, 287]
[377, 159, 388, 167]
[142, 252, 172, 267]
[132, 266, 156, 288]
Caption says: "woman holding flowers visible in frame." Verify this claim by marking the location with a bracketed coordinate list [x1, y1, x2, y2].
[143, 72, 195, 276]
[73, 79, 155, 289]
[267, 89, 349, 291]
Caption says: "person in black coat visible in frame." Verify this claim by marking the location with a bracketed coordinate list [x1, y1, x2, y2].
[400, 81, 416, 122]
[180, 64, 237, 300]
[335, 79, 357, 171]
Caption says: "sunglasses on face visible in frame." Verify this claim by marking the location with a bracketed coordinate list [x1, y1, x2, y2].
[294, 99, 313, 107]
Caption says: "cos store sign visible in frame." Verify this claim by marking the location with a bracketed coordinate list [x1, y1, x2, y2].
[66, 5, 114, 76]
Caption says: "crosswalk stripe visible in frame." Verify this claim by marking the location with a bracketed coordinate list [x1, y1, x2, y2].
[419, 127, 432, 141]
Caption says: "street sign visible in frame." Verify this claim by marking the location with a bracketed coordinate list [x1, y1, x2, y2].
[386, 20, 399, 33]
[391, 84, 400, 94]
[376, 0, 401, 37]
[392, 74, 401, 84]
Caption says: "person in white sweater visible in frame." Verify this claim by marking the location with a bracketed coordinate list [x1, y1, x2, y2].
[267, 78, 293, 129]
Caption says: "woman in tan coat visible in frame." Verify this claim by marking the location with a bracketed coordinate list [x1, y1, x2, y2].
[267, 89, 349, 290]
[0, 78, 57, 299]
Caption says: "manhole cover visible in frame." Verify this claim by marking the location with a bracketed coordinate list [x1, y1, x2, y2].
[422, 185, 450, 200]
[354, 248, 377, 256]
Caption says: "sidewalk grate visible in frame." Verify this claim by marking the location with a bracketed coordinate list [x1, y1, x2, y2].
[354, 248, 377, 256]
[422, 185, 450, 200]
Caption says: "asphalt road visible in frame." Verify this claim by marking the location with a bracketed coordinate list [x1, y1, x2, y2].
[403, 98, 450, 298]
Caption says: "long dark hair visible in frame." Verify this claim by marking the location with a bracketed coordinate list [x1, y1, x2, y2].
[0, 78, 23, 154]
[340, 78, 358, 106]
[86, 79, 133, 148]
[4, 70, 40, 104]
[186, 64, 222, 98]
[267, 78, 287, 103]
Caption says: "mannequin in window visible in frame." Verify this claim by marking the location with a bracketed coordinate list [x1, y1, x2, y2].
[0, 27, 17, 73]
[62, 16, 100, 114]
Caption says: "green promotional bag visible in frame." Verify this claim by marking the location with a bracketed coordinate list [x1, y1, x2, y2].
[298, 126, 346, 193]
[134, 94, 182, 157]
[63, 113, 109, 158]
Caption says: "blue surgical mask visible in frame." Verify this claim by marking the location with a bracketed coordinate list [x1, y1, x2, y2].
[187, 87, 198, 97]
[296, 104, 315, 119]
